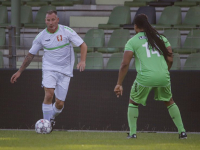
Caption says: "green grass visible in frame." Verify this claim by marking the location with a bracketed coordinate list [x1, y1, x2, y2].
[0, 130, 200, 150]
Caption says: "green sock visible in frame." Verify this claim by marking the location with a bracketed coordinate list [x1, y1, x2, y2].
[168, 103, 185, 134]
[128, 103, 138, 135]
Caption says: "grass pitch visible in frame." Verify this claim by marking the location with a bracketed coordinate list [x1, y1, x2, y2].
[0, 130, 200, 150]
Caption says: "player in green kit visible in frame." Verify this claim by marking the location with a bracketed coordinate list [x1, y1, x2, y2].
[114, 14, 187, 139]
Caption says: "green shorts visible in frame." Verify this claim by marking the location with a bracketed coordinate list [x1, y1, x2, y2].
[130, 80, 172, 106]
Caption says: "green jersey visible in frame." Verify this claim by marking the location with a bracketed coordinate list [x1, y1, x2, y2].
[125, 32, 171, 86]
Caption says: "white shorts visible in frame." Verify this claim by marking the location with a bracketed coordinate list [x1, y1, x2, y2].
[42, 71, 71, 101]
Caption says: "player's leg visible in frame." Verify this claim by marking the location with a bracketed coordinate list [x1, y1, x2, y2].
[51, 74, 70, 120]
[128, 81, 152, 138]
[42, 71, 57, 121]
[127, 99, 139, 138]
[51, 98, 64, 119]
[164, 98, 186, 139]
[154, 85, 186, 139]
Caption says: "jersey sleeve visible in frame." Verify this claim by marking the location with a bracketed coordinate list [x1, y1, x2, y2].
[29, 33, 43, 55]
[64, 26, 84, 47]
[124, 38, 135, 53]
[161, 35, 171, 48]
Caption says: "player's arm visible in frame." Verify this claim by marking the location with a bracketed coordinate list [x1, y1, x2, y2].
[166, 46, 173, 70]
[114, 51, 133, 97]
[10, 53, 35, 83]
[77, 42, 87, 72]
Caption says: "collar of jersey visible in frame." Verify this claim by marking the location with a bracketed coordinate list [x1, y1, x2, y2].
[46, 25, 59, 34]
[43, 43, 70, 50]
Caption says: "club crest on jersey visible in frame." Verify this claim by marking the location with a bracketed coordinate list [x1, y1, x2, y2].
[57, 35, 62, 41]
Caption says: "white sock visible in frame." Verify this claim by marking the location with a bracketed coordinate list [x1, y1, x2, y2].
[42, 103, 53, 121]
[52, 103, 64, 119]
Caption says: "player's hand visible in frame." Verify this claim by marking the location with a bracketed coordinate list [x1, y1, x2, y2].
[114, 85, 123, 98]
[77, 61, 86, 72]
[10, 71, 21, 83]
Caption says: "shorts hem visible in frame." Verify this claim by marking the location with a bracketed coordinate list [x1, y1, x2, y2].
[130, 97, 146, 106]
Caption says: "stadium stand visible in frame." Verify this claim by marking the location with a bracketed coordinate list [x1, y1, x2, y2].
[96, 0, 132, 5]
[85, 52, 104, 69]
[148, 0, 181, 7]
[174, 6, 200, 30]
[51, 0, 74, 6]
[123, 6, 156, 29]
[98, 6, 131, 29]
[74, 29, 105, 53]
[0, 5, 8, 27]
[174, 0, 199, 7]
[24, 5, 56, 28]
[124, 0, 157, 7]
[0, 0, 11, 6]
[163, 29, 181, 50]
[22, 0, 49, 7]
[21, 5, 33, 26]
[0, 28, 6, 49]
[130, 60, 135, 70]
[105, 53, 123, 69]
[0, 51, 3, 68]
[97, 29, 130, 53]
[173, 29, 200, 54]
[16, 61, 42, 69]
[183, 53, 200, 70]
[152, 6, 181, 29]
[171, 53, 181, 70]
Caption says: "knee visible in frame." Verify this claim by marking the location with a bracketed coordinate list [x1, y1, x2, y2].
[44, 91, 54, 103]
[164, 97, 174, 107]
[55, 100, 64, 109]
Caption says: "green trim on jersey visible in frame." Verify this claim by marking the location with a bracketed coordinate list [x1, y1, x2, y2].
[43, 43, 70, 50]
[64, 26, 74, 32]
[46, 25, 60, 34]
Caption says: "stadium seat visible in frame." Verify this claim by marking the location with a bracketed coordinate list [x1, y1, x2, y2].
[97, 29, 130, 53]
[74, 29, 105, 53]
[173, 29, 200, 54]
[0, 28, 6, 49]
[152, 6, 181, 29]
[24, 5, 56, 28]
[22, 0, 49, 7]
[0, 51, 3, 68]
[51, 0, 74, 6]
[183, 53, 200, 70]
[174, 6, 200, 30]
[174, 0, 199, 7]
[163, 29, 181, 49]
[124, 0, 157, 7]
[148, 0, 181, 7]
[21, 5, 33, 26]
[98, 6, 131, 29]
[85, 52, 104, 69]
[96, 0, 131, 5]
[0, 5, 8, 27]
[123, 6, 156, 29]
[170, 53, 181, 70]
[72, 0, 83, 4]
[0, 0, 11, 6]
[105, 53, 123, 69]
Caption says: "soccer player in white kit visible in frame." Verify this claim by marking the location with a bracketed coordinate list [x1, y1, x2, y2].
[10, 10, 87, 132]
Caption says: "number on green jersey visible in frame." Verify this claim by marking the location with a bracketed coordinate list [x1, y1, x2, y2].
[142, 42, 160, 58]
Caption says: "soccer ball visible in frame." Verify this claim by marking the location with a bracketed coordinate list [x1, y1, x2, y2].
[35, 119, 52, 134]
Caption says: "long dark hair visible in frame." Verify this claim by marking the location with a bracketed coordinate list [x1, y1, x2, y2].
[134, 14, 172, 61]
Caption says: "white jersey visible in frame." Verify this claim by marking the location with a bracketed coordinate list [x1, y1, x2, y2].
[29, 24, 84, 77]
